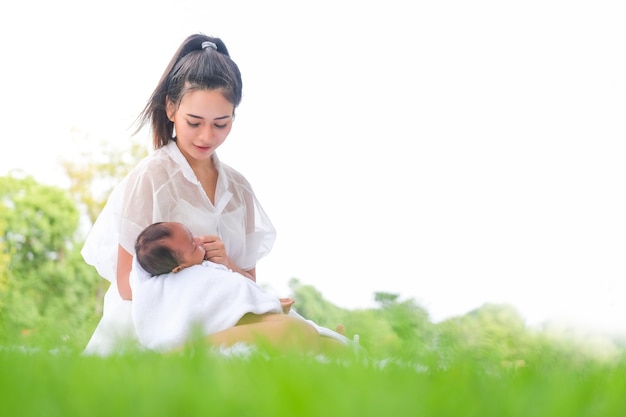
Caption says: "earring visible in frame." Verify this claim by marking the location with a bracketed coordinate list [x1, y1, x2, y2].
[172, 124, 177, 139]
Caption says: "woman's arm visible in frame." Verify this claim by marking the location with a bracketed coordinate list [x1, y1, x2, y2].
[240, 267, 256, 281]
[116, 245, 133, 300]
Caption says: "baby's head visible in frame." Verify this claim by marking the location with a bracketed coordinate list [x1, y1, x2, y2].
[135, 222, 206, 276]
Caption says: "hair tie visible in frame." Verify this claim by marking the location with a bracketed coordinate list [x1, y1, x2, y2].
[202, 41, 218, 51]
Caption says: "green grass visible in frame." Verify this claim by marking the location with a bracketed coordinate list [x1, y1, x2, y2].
[1, 344, 625, 417]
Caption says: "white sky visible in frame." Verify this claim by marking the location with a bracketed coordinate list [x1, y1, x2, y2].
[2, 1, 625, 335]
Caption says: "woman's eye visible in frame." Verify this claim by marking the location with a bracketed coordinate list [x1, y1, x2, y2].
[187, 121, 200, 127]
[215, 123, 227, 129]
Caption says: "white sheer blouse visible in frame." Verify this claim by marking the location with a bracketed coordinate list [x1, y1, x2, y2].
[82, 141, 276, 283]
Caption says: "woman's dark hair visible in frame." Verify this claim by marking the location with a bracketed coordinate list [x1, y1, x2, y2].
[134, 222, 181, 276]
[135, 33, 243, 149]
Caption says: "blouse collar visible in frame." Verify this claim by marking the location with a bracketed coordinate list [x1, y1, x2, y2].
[163, 141, 223, 181]
[163, 141, 231, 208]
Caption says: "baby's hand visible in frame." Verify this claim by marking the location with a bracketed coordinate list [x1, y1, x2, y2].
[279, 297, 295, 314]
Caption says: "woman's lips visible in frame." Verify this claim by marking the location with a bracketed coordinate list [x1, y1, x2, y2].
[195, 145, 212, 152]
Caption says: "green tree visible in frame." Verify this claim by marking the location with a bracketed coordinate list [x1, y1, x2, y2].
[0, 174, 100, 349]
[339, 308, 398, 359]
[435, 303, 532, 368]
[287, 278, 388, 357]
[287, 282, 437, 360]
[288, 278, 348, 332]
[374, 291, 400, 307]
[0, 211, 10, 320]
[371, 291, 435, 360]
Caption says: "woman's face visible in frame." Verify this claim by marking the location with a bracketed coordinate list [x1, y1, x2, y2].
[167, 89, 235, 163]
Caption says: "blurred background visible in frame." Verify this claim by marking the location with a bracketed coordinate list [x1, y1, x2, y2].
[1, 0, 625, 338]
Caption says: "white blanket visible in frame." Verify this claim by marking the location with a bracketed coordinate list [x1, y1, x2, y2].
[130, 260, 349, 351]
[131, 260, 284, 350]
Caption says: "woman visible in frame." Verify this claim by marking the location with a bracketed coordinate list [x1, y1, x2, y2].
[82, 33, 283, 355]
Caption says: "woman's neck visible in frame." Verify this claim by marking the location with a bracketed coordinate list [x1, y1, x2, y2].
[191, 156, 218, 204]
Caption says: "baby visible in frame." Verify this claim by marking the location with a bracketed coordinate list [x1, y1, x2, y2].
[131, 222, 348, 351]
[134, 221, 294, 312]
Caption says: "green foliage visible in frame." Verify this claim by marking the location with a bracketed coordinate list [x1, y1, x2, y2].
[0, 174, 77, 265]
[0, 174, 101, 349]
[288, 278, 347, 330]
[289, 279, 623, 368]
[435, 303, 532, 367]
[327, 292, 436, 361]
[0, 211, 10, 312]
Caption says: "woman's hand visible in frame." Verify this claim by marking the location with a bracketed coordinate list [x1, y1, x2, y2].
[279, 298, 295, 314]
[199, 234, 257, 281]
[199, 234, 229, 265]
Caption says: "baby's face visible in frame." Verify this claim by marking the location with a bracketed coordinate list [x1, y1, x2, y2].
[169, 222, 206, 268]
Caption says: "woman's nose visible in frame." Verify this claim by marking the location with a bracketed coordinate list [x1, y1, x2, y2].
[198, 125, 215, 142]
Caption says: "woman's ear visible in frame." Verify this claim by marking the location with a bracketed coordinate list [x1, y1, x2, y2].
[172, 265, 184, 273]
[166, 97, 176, 121]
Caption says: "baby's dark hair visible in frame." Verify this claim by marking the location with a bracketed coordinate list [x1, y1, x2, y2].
[134, 222, 181, 276]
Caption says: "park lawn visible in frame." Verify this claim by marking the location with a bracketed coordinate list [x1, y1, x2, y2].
[1, 344, 625, 417]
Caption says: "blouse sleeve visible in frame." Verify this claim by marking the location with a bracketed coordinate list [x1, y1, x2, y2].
[80, 175, 126, 282]
[221, 166, 276, 271]
[242, 189, 276, 270]
[81, 158, 169, 282]
[117, 169, 155, 255]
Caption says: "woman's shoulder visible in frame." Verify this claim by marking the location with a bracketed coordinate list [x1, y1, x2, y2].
[217, 159, 253, 190]
[129, 147, 180, 179]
